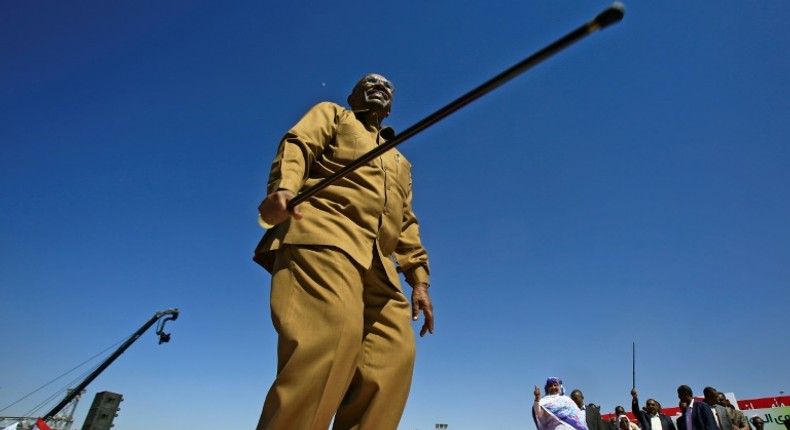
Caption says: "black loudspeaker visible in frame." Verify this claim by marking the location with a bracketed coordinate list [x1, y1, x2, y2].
[81, 391, 123, 430]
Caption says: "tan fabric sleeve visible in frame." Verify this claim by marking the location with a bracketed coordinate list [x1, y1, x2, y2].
[267, 102, 340, 194]
[394, 165, 431, 287]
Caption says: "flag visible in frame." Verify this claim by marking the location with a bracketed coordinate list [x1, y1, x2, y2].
[32, 418, 51, 430]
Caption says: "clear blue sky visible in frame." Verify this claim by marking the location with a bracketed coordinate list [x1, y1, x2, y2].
[2, 1, 788, 429]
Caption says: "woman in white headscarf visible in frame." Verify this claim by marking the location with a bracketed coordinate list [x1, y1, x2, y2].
[533, 377, 588, 430]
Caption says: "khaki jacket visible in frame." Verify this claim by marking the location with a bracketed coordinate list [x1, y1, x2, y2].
[254, 102, 430, 288]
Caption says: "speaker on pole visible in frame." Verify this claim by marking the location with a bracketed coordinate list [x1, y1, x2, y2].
[81, 391, 123, 430]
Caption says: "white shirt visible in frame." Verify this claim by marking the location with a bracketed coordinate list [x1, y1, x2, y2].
[650, 414, 663, 430]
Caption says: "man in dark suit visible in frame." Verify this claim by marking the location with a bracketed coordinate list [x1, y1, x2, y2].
[677, 385, 719, 430]
[631, 389, 677, 430]
[571, 389, 607, 430]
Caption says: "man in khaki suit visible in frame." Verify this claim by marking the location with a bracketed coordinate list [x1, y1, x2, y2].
[717, 393, 749, 430]
[254, 73, 434, 430]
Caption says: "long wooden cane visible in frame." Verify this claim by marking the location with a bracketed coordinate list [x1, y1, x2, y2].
[259, 3, 625, 228]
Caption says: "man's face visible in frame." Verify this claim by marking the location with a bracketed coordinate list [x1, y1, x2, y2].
[571, 392, 584, 408]
[646, 399, 659, 415]
[752, 417, 764, 429]
[704, 390, 719, 406]
[718, 394, 731, 407]
[678, 389, 692, 404]
[348, 74, 394, 117]
[615, 406, 626, 416]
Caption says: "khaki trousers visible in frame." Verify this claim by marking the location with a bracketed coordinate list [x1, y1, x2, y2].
[257, 245, 416, 430]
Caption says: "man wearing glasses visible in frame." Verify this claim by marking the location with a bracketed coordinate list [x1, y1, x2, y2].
[254, 74, 434, 430]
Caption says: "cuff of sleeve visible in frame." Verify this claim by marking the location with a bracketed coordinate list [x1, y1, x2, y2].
[272, 179, 300, 195]
[275, 179, 302, 194]
[406, 266, 430, 287]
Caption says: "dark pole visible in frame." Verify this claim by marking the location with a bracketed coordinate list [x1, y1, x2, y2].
[283, 3, 625, 212]
[41, 308, 179, 421]
[631, 342, 636, 390]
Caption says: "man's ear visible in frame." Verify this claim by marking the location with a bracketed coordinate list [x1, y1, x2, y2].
[348, 89, 363, 111]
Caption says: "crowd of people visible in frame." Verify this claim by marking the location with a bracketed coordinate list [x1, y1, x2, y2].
[532, 378, 784, 430]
